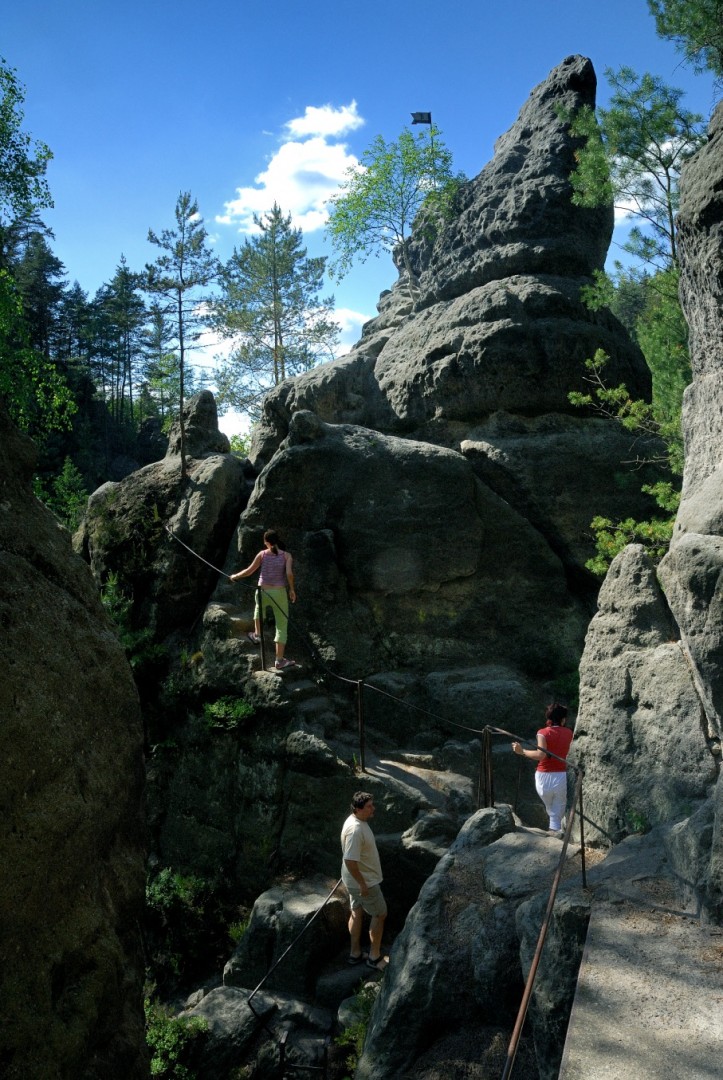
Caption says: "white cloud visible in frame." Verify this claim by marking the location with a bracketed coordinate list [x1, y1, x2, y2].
[334, 306, 372, 336]
[284, 100, 364, 140]
[217, 102, 363, 235]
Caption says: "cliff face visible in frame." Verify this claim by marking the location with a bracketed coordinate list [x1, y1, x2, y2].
[0, 404, 147, 1078]
[205, 56, 657, 693]
[574, 103, 723, 919]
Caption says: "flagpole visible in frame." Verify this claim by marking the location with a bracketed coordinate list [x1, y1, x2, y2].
[430, 115, 436, 190]
[411, 111, 435, 190]
[410, 113, 434, 192]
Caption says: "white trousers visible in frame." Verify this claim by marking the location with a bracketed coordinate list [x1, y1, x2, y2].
[535, 771, 567, 832]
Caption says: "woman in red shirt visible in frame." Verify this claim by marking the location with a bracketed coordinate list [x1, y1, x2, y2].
[512, 703, 573, 834]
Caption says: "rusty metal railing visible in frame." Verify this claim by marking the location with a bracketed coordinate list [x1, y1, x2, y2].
[500, 766, 586, 1079]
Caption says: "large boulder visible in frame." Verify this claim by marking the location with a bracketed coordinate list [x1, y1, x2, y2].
[0, 404, 147, 1079]
[571, 545, 716, 845]
[674, 102, 723, 499]
[223, 877, 349, 998]
[212, 412, 589, 680]
[355, 807, 565, 1080]
[659, 102, 723, 738]
[574, 103, 723, 919]
[75, 390, 251, 638]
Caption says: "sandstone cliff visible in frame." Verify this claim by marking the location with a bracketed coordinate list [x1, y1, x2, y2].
[0, 403, 147, 1079]
[573, 102, 723, 920]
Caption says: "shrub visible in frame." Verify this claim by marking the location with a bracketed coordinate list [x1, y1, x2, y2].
[145, 994, 207, 1079]
[203, 696, 255, 731]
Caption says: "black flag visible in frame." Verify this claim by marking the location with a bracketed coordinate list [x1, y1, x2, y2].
[411, 112, 432, 125]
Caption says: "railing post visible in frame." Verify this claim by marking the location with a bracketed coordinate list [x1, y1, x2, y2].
[578, 771, 587, 889]
[256, 587, 267, 670]
[479, 728, 494, 808]
[357, 679, 366, 773]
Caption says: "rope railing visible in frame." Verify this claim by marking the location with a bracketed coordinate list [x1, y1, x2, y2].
[245, 877, 343, 1078]
[165, 525, 589, 1080]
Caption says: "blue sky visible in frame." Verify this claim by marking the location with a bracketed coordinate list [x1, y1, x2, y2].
[4, 0, 717, 433]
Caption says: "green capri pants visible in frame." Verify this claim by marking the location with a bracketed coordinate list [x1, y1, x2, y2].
[254, 586, 289, 644]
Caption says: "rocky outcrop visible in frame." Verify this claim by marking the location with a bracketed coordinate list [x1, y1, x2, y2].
[75, 390, 251, 638]
[0, 403, 147, 1079]
[355, 807, 568, 1080]
[658, 103, 723, 740]
[571, 544, 716, 845]
[248, 56, 655, 582]
[573, 103, 723, 920]
[674, 102, 723, 499]
[211, 411, 589, 680]
[223, 877, 349, 997]
[406, 54, 613, 304]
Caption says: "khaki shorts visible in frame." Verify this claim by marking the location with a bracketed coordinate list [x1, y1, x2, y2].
[347, 883, 387, 918]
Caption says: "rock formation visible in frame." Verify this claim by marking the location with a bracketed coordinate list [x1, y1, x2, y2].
[355, 807, 565, 1080]
[0, 403, 147, 1078]
[193, 57, 661, 730]
[56, 55, 719, 1080]
[573, 102, 723, 921]
[248, 55, 657, 581]
[75, 390, 252, 639]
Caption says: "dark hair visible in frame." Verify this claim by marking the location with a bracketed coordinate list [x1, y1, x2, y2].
[263, 529, 283, 555]
[545, 702, 568, 726]
[351, 791, 374, 812]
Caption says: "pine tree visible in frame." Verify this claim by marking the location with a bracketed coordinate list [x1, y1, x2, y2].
[145, 192, 218, 477]
[648, 0, 723, 79]
[214, 203, 339, 421]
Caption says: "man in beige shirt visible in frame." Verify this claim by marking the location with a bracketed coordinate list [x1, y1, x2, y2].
[340, 791, 388, 970]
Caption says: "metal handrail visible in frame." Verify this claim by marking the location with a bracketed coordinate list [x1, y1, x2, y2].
[500, 767, 586, 1080]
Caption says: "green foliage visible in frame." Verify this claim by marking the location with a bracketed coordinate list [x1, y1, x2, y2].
[570, 347, 683, 574]
[335, 982, 379, 1077]
[203, 696, 255, 731]
[145, 993, 207, 1079]
[214, 204, 339, 421]
[145, 868, 218, 984]
[568, 67, 706, 269]
[635, 267, 691, 451]
[0, 268, 76, 437]
[0, 57, 53, 222]
[146, 192, 219, 476]
[100, 570, 166, 670]
[584, 510, 678, 576]
[229, 431, 252, 457]
[38, 455, 89, 530]
[326, 125, 458, 289]
[227, 915, 249, 946]
[648, 0, 723, 77]
[625, 806, 652, 834]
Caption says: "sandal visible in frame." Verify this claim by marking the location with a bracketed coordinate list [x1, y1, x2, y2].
[246, 632, 261, 644]
[347, 953, 365, 966]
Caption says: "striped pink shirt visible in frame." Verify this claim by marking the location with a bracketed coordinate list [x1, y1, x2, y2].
[258, 550, 289, 588]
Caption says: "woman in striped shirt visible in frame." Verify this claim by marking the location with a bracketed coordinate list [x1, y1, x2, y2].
[230, 529, 298, 671]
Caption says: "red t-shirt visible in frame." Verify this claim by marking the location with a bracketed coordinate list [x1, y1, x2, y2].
[536, 724, 573, 772]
